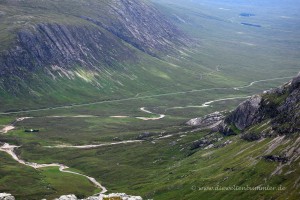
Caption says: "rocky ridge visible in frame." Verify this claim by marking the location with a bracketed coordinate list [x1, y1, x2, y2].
[186, 73, 300, 177]
[187, 73, 300, 137]
[225, 72, 300, 136]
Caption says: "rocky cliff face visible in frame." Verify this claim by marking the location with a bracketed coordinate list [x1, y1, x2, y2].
[0, 24, 135, 76]
[0, 0, 187, 77]
[225, 95, 262, 130]
[187, 73, 300, 137]
[223, 73, 300, 136]
[273, 74, 300, 133]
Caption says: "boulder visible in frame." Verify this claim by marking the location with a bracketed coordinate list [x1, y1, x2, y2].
[99, 193, 142, 200]
[186, 112, 224, 127]
[0, 193, 15, 200]
[54, 193, 143, 200]
[55, 195, 77, 200]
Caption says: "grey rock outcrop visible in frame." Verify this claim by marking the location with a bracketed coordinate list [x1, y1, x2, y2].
[54, 193, 143, 200]
[215, 121, 235, 136]
[223, 73, 300, 135]
[225, 95, 262, 130]
[187, 73, 300, 137]
[186, 112, 224, 128]
[272, 74, 300, 134]
[54, 194, 78, 200]
[54, 194, 77, 200]
[99, 193, 143, 200]
[0, 193, 15, 200]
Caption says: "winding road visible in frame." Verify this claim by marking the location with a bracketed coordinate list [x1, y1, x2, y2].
[0, 143, 107, 194]
[1, 125, 14, 134]
[167, 96, 250, 110]
[233, 76, 293, 90]
[0, 76, 293, 115]
[45, 140, 143, 149]
[0, 75, 295, 198]
[0, 117, 32, 134]
[1, 117, 108, 194]
[135, 107, 165, 120]
[110, 107, 165, 120]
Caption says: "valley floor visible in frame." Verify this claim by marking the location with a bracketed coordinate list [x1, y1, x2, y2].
[0, 76, 299, 199]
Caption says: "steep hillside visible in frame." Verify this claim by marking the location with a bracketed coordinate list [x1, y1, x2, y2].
[81, 0, 187, 56]
[0, 23, 136, 75]
[0, 0, 187, 56]
[220, 72, 300, 137]
[0, 0, 189, 109]
[0, 0, 187, 70]
[182, 74, 300, 199]
[188, 72, 300, 142]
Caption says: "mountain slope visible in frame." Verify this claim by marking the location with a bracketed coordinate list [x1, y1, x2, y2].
[0, 1, 299, 199]
[1, 23, 136, 75]
[180, 74, 300, 200]
[220, 72, 300, 137]
[0, 0, 187, 56]
[0, 0, 188, 74]
[0, 0, 192, 111]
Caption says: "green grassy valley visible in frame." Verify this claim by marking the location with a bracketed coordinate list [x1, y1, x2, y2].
[0, 0, 299, 200]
